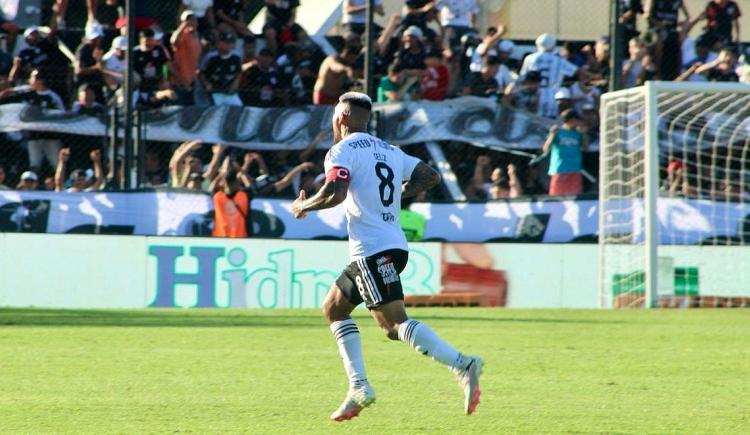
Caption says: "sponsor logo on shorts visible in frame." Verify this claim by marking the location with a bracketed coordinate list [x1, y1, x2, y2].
[377, 256, 399, 285]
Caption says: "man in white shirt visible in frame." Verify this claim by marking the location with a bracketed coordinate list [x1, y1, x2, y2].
[102, 35, 127, 90]
[437, 0, 479, 51]
[520, 33, 581, 118]
[291, 92, 484, 422]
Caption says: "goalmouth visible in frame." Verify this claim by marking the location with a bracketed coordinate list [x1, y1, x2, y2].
[599, 81, 750, 308]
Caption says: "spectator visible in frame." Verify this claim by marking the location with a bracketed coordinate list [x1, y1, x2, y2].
[489, 163, 523, 199]
[543, 109, 589, 196]
[0, 13, 17, 53]
[0, 69, 65, 172]
[646, 0, 690, 80]
[693, 48, 740, 81]
[289, 59, 316, 104]
[461, 56, 501, 98]
[144, 149, 169, 187]
[570, 76, 600, 115]
[169, 141, 224, 190]
[171, 10, 203, 105]
[240, 48, 286, 106]
[182, 0, 216, 38]
[469, 24, 507, 72]
[395, 26, 427, 78]
[312, 37, 359, 104]
[54, 148, 104, 192]
[581, 37, 611, 89]
[342, 0, 385, 36]
[133, 28, 176, 107]
[0, 164, 8, 189]
[402, 0, 436, 33]
[502, 71, 541, 113]
[9, 24, 69, 105]
[212, 170, 249, 238]
[437, 0, 479, 52]
[520, 33, 582, 118]
[102, 35, 127, 92]
[263, 0, 304, 56]
[701, 0, 741, 45]
[619, 1, 644, 54]
[623, 37, 658, 87]
[200, 31, 242, 106]
[420, 48, 450, 101]
[214, 0, 253, 39]
[378, 63, 419, 102]
[72, 84, 106, 117]
[17, 171, 39, 191]
[75, 27, 106, 104]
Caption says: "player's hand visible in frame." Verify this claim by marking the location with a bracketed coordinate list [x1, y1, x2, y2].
[291, 190, 308, 219]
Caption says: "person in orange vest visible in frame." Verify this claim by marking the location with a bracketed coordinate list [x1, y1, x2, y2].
[212, 170, 250, 238]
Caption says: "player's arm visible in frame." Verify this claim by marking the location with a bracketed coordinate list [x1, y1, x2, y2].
[402, 162, 441, 198]
[291, 178, 348, 218]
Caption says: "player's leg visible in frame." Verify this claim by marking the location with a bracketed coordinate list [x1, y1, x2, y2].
[366, 250, 484, 415]
[322, 271, 375, 421]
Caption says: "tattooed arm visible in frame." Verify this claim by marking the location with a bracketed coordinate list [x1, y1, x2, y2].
[402, 162, 441, 198]
[291, 179, 349, 218]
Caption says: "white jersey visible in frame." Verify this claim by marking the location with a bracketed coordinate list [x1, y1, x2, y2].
[520, 51, 578, 118]
[324, 132, 421, 260]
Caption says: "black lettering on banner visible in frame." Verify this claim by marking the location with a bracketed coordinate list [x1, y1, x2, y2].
[375, 162, 395, 207]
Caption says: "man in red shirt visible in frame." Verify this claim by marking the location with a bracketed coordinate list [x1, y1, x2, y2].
[420, 48, 449, 101]
[703, 0, 741, 44]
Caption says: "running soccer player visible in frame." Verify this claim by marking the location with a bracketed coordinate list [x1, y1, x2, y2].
[291, 92, 483, 422]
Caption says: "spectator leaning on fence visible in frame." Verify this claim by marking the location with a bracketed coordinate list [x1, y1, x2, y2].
[543, 109, 589, 197]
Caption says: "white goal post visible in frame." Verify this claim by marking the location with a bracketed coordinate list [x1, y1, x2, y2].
[599, 81, 750, 308]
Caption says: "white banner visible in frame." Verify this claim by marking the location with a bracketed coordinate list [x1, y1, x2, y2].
[0, 97, 558, 151]
[1, 190, 748, 244]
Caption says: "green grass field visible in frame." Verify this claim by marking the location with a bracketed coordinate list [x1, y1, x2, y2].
[0, 308, 748, 434]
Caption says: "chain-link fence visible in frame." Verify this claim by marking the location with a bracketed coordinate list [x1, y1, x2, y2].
[0, 0, 747, 235]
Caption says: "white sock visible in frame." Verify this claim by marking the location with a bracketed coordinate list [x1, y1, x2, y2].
[398, 319, 469, 372]
[330, 319, 368, 388]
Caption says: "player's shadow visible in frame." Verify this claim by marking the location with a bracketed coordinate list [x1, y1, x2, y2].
[0, 308, 327, 328]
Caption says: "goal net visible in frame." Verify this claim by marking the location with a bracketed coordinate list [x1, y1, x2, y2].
[599, 81, 750, 308]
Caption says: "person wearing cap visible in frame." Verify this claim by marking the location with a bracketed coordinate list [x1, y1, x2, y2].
[554, 87, 574, 115]
[200, 31, 243, 106]
[420, 47, 449, 100]
[74, 26, 106, 103]
[17, 171, 39, 191]
[101, 35, 128, 90]
[54, 147, 104, 192]
[543, 108, 589, 197]
[10, 22, 70, 103]
[520, 33, 583, 119]
[395, 26, 427, 78]
[342, 0, 385, 36]
[461, 55, 502, 98]
[0, 69, 65, 172]
[312, 38, 360, 105]
[171, 10, 203, 105]
[502, 70, 541, 113]
[436, 0, 479, 53]
[133, 28, 176, 107]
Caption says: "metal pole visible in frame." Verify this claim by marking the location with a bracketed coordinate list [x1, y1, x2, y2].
[109, 104, 118, 190]
[609, 0, 623, 92]
[122, 0, 136, 189]
[364, 0, 375, 98]
[136, 109, 145, 187]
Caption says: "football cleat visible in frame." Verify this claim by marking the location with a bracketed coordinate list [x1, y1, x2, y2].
[455, 356, 484, 415]
[330, 383, 376, 422]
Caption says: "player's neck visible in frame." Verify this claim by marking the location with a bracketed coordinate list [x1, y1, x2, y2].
[341, 126, 368, 138]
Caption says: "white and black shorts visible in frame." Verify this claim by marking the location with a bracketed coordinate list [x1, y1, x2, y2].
[336, 249, 409, 309]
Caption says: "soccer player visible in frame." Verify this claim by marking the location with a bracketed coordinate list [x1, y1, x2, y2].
[291, 92, 483, 421]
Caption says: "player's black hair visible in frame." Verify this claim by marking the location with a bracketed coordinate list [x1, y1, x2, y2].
[339, 92, 372, 112]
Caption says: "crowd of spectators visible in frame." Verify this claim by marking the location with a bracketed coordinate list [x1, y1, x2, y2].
[0, 0, 747, 201]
